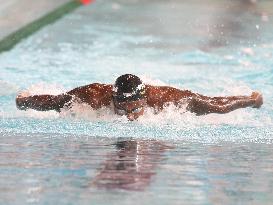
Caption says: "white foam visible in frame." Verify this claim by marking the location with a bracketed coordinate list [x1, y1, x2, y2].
[59, 102, 122, 122]
[140, 75, 167, 86]
[25, 82, 66, 95]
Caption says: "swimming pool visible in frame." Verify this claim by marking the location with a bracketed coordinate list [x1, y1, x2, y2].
[0, 0, 273, 204]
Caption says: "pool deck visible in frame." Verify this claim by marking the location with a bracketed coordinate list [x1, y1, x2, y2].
[0, 0, 83, 52]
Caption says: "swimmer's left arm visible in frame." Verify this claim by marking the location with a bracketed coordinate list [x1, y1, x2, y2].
[186, 92, 263, 115]
[147, 86, 263, 115]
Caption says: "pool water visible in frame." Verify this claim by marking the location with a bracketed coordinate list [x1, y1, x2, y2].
[0, 0, 273, 204]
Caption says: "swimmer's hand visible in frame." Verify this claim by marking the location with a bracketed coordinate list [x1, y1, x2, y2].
[250, 91, 263, 108]
[16, 90, 31, 110]
[17, 90, 31, 98]
[16, 91, 73, 112]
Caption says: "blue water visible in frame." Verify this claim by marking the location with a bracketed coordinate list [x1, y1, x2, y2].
[0, 0, 273, 204]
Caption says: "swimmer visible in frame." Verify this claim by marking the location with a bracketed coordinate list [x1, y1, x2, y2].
[16, 74, 263, 121]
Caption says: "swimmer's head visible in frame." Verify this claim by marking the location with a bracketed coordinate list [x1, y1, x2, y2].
[112, 74, 146, 102]
[112, 74, 147, 121]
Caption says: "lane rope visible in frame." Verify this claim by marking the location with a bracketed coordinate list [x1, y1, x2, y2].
[0, 0, 95, 53]
[80, 0, 94, 5]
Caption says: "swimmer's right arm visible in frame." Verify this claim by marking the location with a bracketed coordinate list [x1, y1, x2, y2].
[16, 93, 73, 112]
[15, 83, 108, 112]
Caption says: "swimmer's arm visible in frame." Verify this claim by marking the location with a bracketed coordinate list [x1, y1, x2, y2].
[16, 94, 73, 112]
[16, 83, 112, 111]
[186, 92, 263, 115]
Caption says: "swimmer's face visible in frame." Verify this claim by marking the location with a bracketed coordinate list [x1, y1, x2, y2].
[113, 98, 147, 121]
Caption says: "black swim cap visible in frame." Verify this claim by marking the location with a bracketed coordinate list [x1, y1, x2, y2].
[112, 74, 146, 102]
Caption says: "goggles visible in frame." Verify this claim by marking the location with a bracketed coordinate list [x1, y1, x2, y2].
[112, 83, 146, 103]
[115, 106, 144, 116]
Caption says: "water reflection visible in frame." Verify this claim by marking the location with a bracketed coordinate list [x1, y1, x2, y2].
[93, 139, 172, 191]
[1, 133, 273, 204]
[205, 143, 273, 205]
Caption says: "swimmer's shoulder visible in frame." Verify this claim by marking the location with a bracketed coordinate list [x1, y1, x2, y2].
[66, 83, 113, 108]
[145, 84, 195, 107]
[67, 83, 112, 96]
[145, 85, 171, 108]
[145, 84, 195, 97]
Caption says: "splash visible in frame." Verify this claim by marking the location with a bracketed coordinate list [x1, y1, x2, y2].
[24, 82, 66, 95]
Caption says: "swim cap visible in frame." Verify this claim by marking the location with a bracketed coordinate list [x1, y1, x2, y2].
[112, 74, 146, 102]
